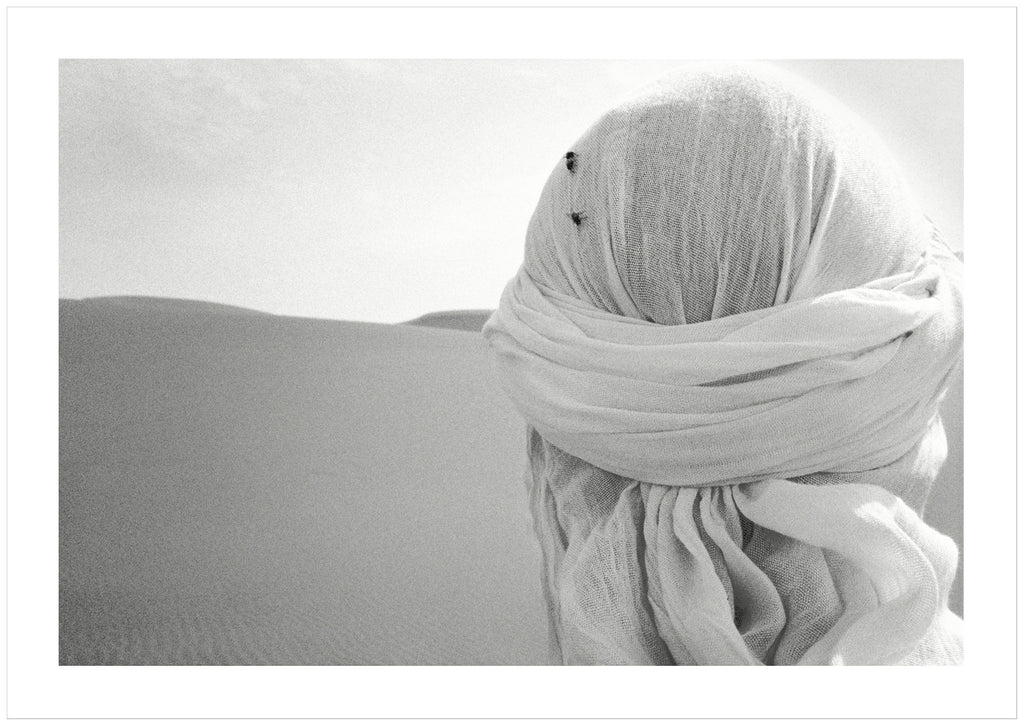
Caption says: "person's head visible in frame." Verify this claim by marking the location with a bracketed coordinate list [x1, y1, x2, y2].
[486, 62, 962, 507]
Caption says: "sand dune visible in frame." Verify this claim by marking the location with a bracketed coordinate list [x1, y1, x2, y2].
[66, 295, 274, 317]
[404, 310, 493, 332]
[59, 296, 963, 665]
[60, 298, 551, 665]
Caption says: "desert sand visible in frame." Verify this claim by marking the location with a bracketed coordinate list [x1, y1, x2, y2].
[60, 297, 552, 664]
[405, 310, 494, 332]
[59, 297, 963, 665]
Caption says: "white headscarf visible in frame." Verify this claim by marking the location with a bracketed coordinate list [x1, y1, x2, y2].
[483, 63, 963, 665]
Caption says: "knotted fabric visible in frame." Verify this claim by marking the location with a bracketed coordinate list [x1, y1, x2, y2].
[483, 63, 964, 665]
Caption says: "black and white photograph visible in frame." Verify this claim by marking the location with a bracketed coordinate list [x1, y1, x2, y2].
[7, 3, 1018, 720]
[59, 57, 966, 668]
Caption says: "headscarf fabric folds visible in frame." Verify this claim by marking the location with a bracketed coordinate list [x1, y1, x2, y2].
[483, 63, 964, 665]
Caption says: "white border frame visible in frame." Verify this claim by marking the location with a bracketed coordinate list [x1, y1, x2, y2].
[7, 4, 1017, 719]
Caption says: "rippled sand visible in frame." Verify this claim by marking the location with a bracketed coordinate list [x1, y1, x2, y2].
[59, 298, 551, 665]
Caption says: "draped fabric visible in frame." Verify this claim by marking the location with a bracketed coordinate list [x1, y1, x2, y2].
[483, 63, 964, 665]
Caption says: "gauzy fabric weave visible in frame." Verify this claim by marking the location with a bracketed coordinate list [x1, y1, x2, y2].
[483, 63, 964, 665]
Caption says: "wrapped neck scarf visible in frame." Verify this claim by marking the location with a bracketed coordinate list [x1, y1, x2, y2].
[483, 64, 963, 665]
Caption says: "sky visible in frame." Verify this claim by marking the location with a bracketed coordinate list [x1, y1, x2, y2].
[59, 59, 962, 323]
